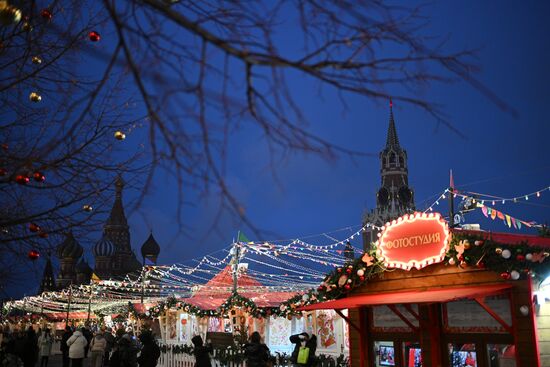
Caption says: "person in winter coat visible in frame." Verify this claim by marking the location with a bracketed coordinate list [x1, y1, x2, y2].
[90, 331, 107, 367]
[113, 334, 139, 367]
[244, 331, 270, 367]
[137, 331, 161, 367]
[191, 335, 212, 367]
[82, 326, 93, 358]
[22, 327, 39, 367]
[66, 328, 88, 367]
[60, 326, 73, 367]
[103, 327, 115, 366]
[289, 332, 317, 367]
[38, 328, 54, 367]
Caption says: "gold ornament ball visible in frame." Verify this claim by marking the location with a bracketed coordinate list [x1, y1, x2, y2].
[495, 248, 503, 255]
[114, 131, 126, 140]
[29, 92, 41, 103]
[22, 21, 32, 32]
[32, 56, 42, 64]
[463, 241, 471, 250]
[0, 3, 22, 26]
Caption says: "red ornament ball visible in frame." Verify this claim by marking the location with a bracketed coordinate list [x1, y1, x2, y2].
[15, 174, 29, 185]
[476, 261, 486, 269]
[38, 232, 48, 238]
[317, 285, 325, 291]
[88, 31, 101, 42]
[28, 249, 40, 260]
[346, 268, 352, 274]
[516, 254, 525, 262]
[359, 276, 365, 282]
[29, 223, 40, 232]
[344, 284, 351, 291]
[40, 9, 52, 20]
[500, 272, 511, 280]
[33, 171, 45, 182]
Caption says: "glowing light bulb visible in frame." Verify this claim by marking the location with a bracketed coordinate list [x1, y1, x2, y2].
[537, 192, 541, 197]
[525, 196, 529, 200]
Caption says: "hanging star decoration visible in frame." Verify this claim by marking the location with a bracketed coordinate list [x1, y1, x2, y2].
[454, 240, 467, 258]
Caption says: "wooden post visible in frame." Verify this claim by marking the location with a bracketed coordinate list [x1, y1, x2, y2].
[65, 285, 72, 327]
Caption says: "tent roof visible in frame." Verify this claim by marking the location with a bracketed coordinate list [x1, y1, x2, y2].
[181, 265, 298, 310]
[300, 284, 511, 311]
[452, 228, 550, 247]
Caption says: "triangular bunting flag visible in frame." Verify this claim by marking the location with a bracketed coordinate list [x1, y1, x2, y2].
[481, 206, 488, 217]
[505, 215, 511, 227]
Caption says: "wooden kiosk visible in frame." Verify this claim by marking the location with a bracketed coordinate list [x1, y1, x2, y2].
[302, 213, 549, 367]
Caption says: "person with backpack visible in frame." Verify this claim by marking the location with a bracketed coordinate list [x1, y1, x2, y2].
[38, 328, 54, 367]
[90, 330, 107, 367]
[103, 327, 115, 366]
[117, 334, 139, 367]
[244, 331, 270, 367]
[289, 332, 317, 367]
[191, 335, 212, 367]
[137, 331, 161, 367]
[66, 327, 88, 367]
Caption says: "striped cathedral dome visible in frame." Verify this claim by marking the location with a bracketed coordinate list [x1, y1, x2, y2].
[93, 235, 115, 257]
[56, 232, 83, 259]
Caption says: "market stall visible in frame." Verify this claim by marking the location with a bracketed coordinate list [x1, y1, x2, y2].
[301, 213, 550, 367]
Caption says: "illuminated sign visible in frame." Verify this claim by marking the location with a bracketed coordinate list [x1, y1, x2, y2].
[376, 212, 450, 270]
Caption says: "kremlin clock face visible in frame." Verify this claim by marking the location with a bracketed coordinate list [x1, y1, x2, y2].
[398, 186, 412, 205]
[377, 187, 390, 206]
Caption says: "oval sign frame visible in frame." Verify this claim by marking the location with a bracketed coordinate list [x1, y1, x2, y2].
[376, 212, 450, 270]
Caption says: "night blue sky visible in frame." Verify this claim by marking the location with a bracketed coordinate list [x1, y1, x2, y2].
[12, 1, 550, 298]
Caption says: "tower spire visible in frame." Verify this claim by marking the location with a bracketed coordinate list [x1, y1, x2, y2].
[386, 98, 400, 148]
[39, 254, 56, 293]
[107, 175, 128, 226]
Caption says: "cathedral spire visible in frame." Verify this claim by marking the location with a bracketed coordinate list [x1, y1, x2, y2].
[107, 175, 128, 226]
[385, 98, 400, 148]
[39, 255, 56, 293]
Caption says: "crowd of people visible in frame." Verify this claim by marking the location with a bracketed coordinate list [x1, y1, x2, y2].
[190, 331, 318, 367]
[1, 325, 319, 367]
[0, 324, 161, 367]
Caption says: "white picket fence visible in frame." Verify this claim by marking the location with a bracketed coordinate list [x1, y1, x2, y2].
[158, 348, 246, 367]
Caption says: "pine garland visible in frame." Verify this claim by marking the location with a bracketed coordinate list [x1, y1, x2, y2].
[124, 233, 550, 319]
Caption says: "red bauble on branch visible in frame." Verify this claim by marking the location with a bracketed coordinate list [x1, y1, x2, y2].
[15, 174, 29, 185]
[29, 223, 40, 232]
[33, 171, 45, 182]
[40, 9, 52, 20]
[88, 31, 100, 42]
[28, 250, 40, 260]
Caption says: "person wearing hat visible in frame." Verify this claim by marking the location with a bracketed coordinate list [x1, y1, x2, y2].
[289, 332, 317, 366]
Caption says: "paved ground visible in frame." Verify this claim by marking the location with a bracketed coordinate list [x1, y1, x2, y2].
[31, 354, 100, 367]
